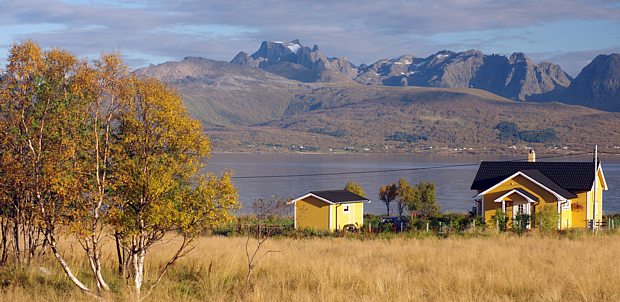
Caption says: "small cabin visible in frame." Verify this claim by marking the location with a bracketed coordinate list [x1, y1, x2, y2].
[290, 190, 370, 231]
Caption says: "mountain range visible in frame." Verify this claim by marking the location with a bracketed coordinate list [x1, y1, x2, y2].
[134, 40, 620, 152]
[231, 40, 620, 107]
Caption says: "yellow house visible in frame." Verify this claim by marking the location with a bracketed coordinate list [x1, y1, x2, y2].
[291, 190, 370, 231]
[471, 152, 607, 229]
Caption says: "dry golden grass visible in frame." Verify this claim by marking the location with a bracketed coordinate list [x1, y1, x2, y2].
[2, 231, 620, 301]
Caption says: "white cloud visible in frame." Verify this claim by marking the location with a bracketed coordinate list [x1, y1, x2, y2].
[0, 0, 618, 75]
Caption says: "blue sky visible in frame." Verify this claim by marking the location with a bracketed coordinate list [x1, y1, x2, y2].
[1, 0, 619, 77]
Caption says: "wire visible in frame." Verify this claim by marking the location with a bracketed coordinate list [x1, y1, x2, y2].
[232, 152, 590, 179]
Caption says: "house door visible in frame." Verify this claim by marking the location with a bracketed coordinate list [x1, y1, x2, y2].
[512, 201, 531, 228]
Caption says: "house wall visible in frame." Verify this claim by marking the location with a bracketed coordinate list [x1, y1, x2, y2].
[483, 175, 559, 227]
[574, 170, 605, 228]
[327, 203, 365, 231]
[295, 196, 330, 231]
[559, 204, 572, 229]
[571, 191, 589, 228]
[597, 171, 604, 222]
[355, 202, 364, 227]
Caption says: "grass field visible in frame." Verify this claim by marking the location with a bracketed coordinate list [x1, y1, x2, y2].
[2, 230, 620, 301]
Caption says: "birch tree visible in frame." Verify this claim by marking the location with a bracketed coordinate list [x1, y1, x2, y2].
[111, 77, 238, 301]
[0, 41, 84, 266]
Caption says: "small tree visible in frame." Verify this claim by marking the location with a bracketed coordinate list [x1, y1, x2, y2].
[379, 183, 398, 215]
[111, 77, 239, 301]
[344, 180, 365, 197]
[246, 196, 292, 292]
[396, 178, 414, 217]
[407, 181, 439, 220]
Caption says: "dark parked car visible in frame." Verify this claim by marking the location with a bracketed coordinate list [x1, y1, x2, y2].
[379, 216, 410, 232]
[343, 224, 358, 232]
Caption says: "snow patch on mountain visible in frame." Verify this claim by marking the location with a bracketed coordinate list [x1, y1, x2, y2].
[288, 44, 301, 53]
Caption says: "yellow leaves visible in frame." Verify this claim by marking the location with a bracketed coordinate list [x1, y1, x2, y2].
[1, 42, 240, 280]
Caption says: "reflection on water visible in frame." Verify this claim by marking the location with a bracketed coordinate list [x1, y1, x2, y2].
[202, 153, 620, 215]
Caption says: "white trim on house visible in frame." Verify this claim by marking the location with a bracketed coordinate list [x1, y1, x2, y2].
[493, 189, 538, 204]
[328, 205, 332, 230]
[474, 171, 568, 202]
[598, 165, 609, 191]
[587, 190, 591, 220]
[289, 193, 369, 205]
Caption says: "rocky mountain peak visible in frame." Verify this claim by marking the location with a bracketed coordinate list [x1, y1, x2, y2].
[562, 53, 620, 110]
[231, 39, 357, 82]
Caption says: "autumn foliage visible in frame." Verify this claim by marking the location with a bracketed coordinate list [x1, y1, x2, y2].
[0, 41, 238, 301]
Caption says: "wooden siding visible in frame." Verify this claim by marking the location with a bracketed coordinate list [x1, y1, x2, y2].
[295, 196, 330, 231]
[483, 174, 558, 226]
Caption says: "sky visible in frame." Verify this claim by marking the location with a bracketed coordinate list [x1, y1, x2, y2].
[1, 0, 620, 77]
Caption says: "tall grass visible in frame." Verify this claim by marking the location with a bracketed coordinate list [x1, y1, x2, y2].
[2, 230, 620, 301]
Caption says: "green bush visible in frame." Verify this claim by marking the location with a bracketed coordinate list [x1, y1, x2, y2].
[489, 209, 510, 230]
[532, 205, 558, 231]
[513, 212, 531, 235]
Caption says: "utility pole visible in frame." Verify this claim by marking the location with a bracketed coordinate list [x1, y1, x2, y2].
[593, 145, 598, 231]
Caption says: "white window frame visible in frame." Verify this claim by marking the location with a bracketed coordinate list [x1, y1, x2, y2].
[562, 200, 571, 211]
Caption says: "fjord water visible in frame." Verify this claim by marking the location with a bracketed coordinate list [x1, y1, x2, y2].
[202, 153, 620, 215]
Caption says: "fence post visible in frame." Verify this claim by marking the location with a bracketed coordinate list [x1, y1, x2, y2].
[426, 222, 429, 232]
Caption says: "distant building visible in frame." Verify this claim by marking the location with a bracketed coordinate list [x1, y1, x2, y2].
[471, 151, 607, 229]
[290, 190, 370, 231]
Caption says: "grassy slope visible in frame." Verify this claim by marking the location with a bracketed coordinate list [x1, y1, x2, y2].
[136, 59, 620, 153]
[3, 232, 620, 301]
[201, 84, 620, 152]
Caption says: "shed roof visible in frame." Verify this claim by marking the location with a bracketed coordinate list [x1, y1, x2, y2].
[471, 161, 598, 192]
[308, 190, 370, 204]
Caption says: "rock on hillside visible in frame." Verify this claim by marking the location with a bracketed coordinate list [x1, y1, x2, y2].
[135, 56, 300, 91]
[134, 57, 310, 126]
[231, 40, 357, 82]
[355, 50, 572, 102]
[562, 53, 620, 111]
[231, 41, 573, 102]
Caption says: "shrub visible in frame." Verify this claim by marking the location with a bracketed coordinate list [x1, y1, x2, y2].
[489, 209, 510, 230]
[532, 205, 558, 231]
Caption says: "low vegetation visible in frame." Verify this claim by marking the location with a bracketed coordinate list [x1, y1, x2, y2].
[3, 228, 620, 301]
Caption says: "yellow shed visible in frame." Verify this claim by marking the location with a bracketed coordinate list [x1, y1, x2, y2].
[291, 190, 370, 232]
[470, 152, 607, 230]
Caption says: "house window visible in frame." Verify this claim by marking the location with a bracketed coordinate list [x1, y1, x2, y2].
[343, 205, 350, 214]
[562, 200, 571, 210]
[517, 204, 525, 214]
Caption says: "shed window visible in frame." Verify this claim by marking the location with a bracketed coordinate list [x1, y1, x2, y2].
[343, 205, 350, 213]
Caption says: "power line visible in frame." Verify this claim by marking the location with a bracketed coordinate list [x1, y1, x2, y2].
[232, 152, 590, 179]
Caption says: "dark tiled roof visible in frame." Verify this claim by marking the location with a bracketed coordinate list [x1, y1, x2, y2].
[512, 187, 539, 201]
[310, 190, 369, 204]
[471, 161, 597, 193]
[519, 170, 577, 199]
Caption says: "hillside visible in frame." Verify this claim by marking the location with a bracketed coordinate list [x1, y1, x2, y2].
[136, 57, 620, 153]
[231, 40, 573, 103]
[561, 54, 620, 111]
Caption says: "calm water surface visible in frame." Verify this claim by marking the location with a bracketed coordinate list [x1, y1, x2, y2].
[202, 153, 620, 215]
